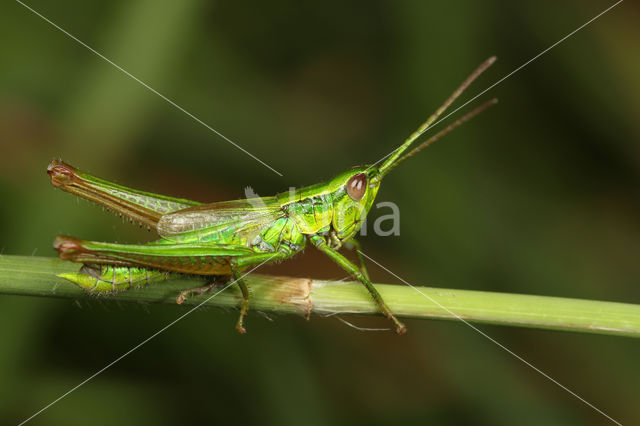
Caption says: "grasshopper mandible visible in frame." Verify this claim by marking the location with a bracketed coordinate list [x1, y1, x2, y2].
[50, 57, 497, 334]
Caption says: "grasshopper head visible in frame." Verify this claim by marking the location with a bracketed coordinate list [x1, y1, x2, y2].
[329, 166, 382, 240]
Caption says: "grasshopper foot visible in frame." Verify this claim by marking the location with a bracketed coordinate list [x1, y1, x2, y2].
[235, 321, 247, 334]
[390, 316, 407, 335]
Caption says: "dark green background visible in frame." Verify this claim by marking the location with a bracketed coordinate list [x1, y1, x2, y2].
[1, 1, 638, 425]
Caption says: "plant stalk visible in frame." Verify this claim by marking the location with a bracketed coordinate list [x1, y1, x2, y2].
[1, 255, 639, 337]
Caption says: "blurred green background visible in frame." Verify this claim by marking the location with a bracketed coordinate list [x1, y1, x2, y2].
[1, 0, 639, 425]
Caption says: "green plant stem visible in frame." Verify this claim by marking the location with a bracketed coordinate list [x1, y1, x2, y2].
[1, 255, 639, 337]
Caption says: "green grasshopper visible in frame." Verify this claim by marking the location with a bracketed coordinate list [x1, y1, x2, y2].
[50, 57, 497, 334]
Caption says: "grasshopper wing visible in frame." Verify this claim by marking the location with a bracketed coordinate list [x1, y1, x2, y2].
[157, 197, 286, 244]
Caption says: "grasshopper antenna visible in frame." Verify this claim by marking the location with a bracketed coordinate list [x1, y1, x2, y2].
[383, 98, 498, 173]
[379, 56, 496, 175]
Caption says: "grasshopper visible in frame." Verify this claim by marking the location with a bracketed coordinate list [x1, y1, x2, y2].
[50, 57, 497, 334]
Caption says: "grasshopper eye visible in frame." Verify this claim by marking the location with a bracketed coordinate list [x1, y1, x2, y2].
[346, 173, 367, 200]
